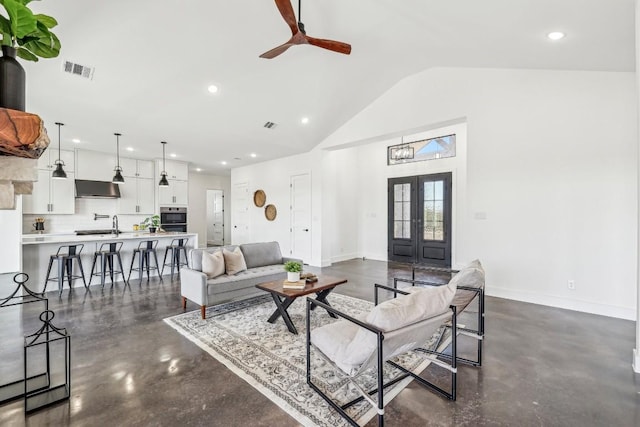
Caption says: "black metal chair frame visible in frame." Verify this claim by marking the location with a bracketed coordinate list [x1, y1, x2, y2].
[89, 241, 128, 287]
[393, 265, 485, 367]
[128, 240, 162, 283]
[306, 284, 457, 427]
[43, 244, 87, 295]
[161, 238, 189, 278]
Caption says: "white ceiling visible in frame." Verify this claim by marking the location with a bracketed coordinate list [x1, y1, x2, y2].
[22, 0, 635, 175]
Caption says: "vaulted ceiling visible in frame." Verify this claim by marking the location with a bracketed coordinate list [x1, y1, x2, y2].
[22, 0, 635, 175]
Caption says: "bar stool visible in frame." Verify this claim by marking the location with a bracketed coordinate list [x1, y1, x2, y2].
[161, 238, 190, 279]
[89, 242, 128, 287]
[128, 240, 162, 283]
[43, 244, 87, 295]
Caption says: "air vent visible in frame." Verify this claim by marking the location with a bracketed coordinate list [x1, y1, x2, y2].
[263, 121, 277, 129]
[62, 60, 95, 80]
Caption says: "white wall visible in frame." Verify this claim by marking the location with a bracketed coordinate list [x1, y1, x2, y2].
[188, 172, 231, 247]
[0, 196, 22, 275]
[231, 66, 637, 320]
[231, 151, 323, 265]
[318, 67, 637, 320]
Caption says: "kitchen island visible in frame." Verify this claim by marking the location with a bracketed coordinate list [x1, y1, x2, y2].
[22, 232, 198, 292]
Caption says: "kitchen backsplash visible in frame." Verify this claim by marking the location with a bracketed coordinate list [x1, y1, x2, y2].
[23, 198, 150, 234]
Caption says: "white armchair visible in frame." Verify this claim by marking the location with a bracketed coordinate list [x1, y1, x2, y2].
[306, 281, 458, 426]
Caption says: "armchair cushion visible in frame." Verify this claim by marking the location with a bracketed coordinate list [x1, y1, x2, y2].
[311, 281, 456, 376]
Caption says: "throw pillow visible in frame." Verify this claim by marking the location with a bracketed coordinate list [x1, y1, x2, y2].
[202, 250, 225, 279]
[223, 247, 247, 275]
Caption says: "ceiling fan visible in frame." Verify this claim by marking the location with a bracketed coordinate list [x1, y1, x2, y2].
[260, 0, 351, 59]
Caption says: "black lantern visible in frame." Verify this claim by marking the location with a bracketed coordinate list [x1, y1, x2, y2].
[0, 273, 48, 404]
[24, 310, 71, 413]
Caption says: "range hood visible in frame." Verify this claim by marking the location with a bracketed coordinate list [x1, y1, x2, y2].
[75, 180, 121, 198]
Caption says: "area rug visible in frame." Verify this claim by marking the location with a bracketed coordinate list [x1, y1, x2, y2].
[163, 294, 448, 426]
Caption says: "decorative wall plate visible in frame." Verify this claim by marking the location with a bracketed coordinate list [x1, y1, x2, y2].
[265, 204, 277, 221]
[254, 189, 266, 207]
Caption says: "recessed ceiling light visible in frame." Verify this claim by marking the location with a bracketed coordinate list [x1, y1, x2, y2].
[547, 31, 565, 41]
[301, 117, 309, 124]
[250, 153, 257, 158]
[221, 161, 227, 165]
[170, 153, 177, 158]
[207, 85, 218, 93]
[126, 147, 134, 152]
[72, 138, 81, 143]
[196, 168, 202, 172]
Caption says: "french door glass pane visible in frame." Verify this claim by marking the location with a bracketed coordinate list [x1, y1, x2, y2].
[393, 184, 412, 239]
[423, 180, 445, 242]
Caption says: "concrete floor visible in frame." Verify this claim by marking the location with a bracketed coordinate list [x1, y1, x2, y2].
[0, 259, 638, 426]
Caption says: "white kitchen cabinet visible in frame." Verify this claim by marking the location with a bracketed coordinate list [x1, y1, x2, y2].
[23, 170, 76, 214]
[121, 158, 154, 179]
[76, 149, 114, 181]
[157, 159, 188, 181]
[117, 177, 155, 214]
[37, 148, 75, 172]
[158, 179, 188, 206]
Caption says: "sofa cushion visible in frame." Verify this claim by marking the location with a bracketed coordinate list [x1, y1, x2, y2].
[223, 247, 247, 275]
[202, 250, 225, 279]
[206, 265, 286, 294]
[240, 242, 283, 269]
[189, 245, 237, 272]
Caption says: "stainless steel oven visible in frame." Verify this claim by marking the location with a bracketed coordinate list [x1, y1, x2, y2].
[160, 207, 187, 232]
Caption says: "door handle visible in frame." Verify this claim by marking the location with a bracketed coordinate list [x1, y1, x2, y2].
[303, 228, 309, 232]
[234, 225, 238, 229]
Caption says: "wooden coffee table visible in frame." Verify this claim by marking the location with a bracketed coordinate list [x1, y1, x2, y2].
[255, 275, 348, 334]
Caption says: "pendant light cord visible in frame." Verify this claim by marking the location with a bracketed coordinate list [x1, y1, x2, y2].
[55, 122, 64, 163]
[115, 133, 121, 167]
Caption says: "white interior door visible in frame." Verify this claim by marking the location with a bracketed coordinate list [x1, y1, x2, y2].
[232, 182, 250, 244]
[206, 189, 225, 246]
[290, 173, 311, 263]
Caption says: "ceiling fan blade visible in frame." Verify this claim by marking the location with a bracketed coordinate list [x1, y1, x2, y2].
[274, 0, 299, 35]
[259, 41, 296, 59]
[306, 36, 351, 55]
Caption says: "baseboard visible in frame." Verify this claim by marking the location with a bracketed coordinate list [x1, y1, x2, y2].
[633, 349, 640, 373]
[331, 252, 359, 263]
[488, 286, 635, 320]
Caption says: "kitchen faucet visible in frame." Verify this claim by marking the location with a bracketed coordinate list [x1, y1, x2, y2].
[112, 215, 119, 235]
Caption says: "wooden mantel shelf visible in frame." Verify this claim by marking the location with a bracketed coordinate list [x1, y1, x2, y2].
[0, 108, 49, 210]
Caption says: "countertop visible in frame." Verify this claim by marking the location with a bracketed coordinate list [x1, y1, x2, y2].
[22, 231, 197, 245]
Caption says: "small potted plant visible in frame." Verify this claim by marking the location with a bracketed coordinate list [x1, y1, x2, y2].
[141, 214, 161, 233]
[284, 261, 302, 282]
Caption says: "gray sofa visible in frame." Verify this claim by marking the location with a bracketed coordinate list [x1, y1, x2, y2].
[180, 241, 302, 319]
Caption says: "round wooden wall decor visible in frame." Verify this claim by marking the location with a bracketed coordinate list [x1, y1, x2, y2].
[265, 204, 277, 221]
[253, 189, 266, 207]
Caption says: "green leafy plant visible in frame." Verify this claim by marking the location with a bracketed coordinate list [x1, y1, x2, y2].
[0, 0, 61, 61]
[284, 261, 302, 273]
[141, 214, 160, 230]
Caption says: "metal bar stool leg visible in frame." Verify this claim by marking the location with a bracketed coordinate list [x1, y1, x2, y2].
[57, 257, 65, 295]
[153, 250, 163, 282]
[44, 256, 54, 293]
[171, 248, 177, 279]
[127, 251, 136, 283]
[107, 255, 114, 285]
[89, 253, 98, 286]
[161, 247, 170, 276]
[116, 252, 128, 286]
[77, 256, 87, 288]
[138, 250, 145, 282]
[65, 258, 73, 290]
[101, 253, 107, 288]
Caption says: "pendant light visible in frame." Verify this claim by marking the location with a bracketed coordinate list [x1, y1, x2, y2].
[51, 122, 67, 179]
[158, 141, 169, 186]
[112, 132, 125, 184]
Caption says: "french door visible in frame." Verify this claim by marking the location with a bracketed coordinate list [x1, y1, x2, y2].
[387, 173, 452, 266]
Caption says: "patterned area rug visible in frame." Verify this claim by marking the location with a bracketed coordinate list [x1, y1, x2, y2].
[164, 294, 447, 427]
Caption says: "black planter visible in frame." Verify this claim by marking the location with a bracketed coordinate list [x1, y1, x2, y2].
[0, 45, 26, 111]
[149, 227, 157, 234]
